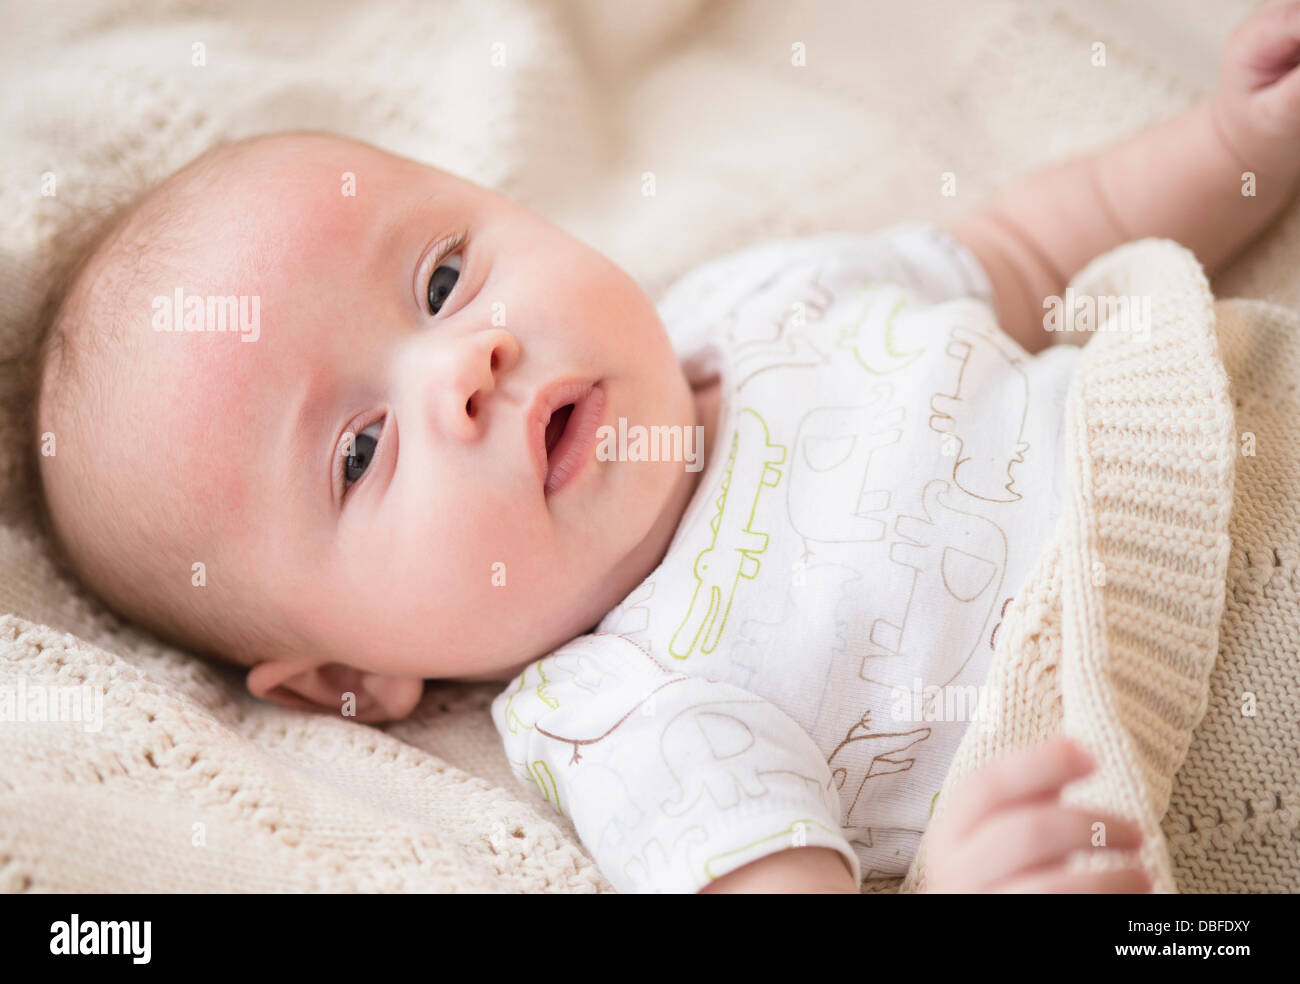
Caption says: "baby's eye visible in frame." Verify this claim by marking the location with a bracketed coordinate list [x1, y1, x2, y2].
[427, 252, 462, 315]
[343, 420, 383, 489]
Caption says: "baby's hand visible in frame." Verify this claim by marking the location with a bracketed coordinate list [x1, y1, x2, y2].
[923, 737, 1151, 893]
[1214, 0, 1300, 175]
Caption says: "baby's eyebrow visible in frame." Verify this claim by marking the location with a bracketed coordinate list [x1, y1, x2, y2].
[382, 190, 456, 275]
[283, 369, 338, 513]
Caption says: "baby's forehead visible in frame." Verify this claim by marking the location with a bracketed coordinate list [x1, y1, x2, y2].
[75, 140, 384, 521]
[84, 134, 465, 474]
[101, 136, 456, 511]
[119, 136, 410, 349]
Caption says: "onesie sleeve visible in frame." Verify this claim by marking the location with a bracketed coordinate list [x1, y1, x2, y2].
[653, 222, 996, 358]
[851, 221, 998, 308]
[490, 633, 861, 893]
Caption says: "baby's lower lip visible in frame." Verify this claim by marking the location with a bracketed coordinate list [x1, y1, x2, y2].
[545, 383, 606, 496]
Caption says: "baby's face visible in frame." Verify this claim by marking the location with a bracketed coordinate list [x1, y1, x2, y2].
[110, 134, 702, 685]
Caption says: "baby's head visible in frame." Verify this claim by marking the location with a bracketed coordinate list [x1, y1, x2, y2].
[33, 132, 703, 721]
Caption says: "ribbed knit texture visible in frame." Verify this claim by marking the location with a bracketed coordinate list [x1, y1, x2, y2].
[1162, 297, 1300, 892]
[2, 0, 1296, 893]
[902, 237, 1241, 893]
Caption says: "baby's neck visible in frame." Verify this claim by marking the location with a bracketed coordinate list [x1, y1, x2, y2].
[692, 375, 722, 481]
[598, 372, 721, 597]
[666, 374, 721, 549]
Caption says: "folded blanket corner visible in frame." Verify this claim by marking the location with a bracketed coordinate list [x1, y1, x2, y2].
[903, 236, 1244, 894]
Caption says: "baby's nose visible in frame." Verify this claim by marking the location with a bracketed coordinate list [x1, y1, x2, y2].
[417, 328, 521, 442]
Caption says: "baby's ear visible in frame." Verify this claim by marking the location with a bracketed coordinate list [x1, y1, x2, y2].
[245, 659, 425, 723]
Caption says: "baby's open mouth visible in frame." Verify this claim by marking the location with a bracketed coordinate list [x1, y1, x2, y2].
[544, 404, 575, 458]
[528, 378, 606, 497]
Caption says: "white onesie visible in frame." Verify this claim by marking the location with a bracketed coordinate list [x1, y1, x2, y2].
[491, 223, 1081, 892]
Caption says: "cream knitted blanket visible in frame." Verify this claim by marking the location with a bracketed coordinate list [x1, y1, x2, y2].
[903, 239, 1300, 894]
[1, 0, 1297, 893]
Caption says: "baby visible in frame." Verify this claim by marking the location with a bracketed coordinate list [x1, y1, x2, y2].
[29, 1, 1300, 893]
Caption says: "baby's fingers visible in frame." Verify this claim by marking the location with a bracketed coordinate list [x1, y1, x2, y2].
[1256, 57, 1300, 139]
[939, 737, 1094, 842]
[1224, 0, 1300, 91]
[960, 804, 1144, 889]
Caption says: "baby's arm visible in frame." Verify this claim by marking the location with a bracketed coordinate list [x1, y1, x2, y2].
[490, 638, 862, 894]
[698, 845, 858, 894]
[952, 0, 1300, 355]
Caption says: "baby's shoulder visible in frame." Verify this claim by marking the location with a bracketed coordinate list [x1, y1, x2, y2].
[655, 223, 990, 321]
